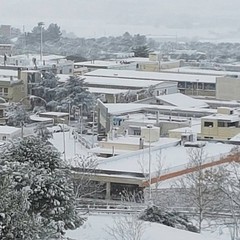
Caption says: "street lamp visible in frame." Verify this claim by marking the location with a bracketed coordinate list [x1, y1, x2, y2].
[146, 124, 153, 202]
[59, 118, 66, 162]
[20, 95, 47, 109]
[38, 22, 44, 62]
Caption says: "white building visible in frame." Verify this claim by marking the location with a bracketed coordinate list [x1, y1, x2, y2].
[0, 125, 21, 141]
[86, 69, 219, 97]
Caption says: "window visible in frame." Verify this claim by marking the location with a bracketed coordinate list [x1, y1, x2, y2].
[227, 122, 238, 127]
[178, 82, 186, 89]
[204, 83, 216, 90]
[133, 129, 141, 135]
[204, 121, 213, 127]
[4, 88, 8, 96]
[218, 121, 225, 127]
[186, 82, 193, 89]
[197, 82, 203, 89]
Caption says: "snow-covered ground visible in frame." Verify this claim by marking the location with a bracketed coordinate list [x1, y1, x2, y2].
[66, 213, 218, 240]
[50, 132, 90, 160]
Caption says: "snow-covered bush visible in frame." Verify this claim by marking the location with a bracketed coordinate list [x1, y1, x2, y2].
[139, 206, 198, 233]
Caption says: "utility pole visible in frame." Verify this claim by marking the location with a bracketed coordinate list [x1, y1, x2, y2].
[147, 124, 152, 203]
[38, 22, 44, 62]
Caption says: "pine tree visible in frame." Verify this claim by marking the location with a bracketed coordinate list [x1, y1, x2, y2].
[0, 136, 84, 238]
[55, 75, 95, 114]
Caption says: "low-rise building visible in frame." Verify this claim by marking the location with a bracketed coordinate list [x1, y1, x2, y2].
[0, 125, 21, 141]
[84, 75, 178, 103]
[86, 69, 219, 97]
[1, 54, 74, 74]
[201, 107, 240, 140]
[38, 112, 69, 125]
[0, 77, 26, 102]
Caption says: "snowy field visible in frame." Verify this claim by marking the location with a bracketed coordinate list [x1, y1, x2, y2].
[66, 213, 218, 240]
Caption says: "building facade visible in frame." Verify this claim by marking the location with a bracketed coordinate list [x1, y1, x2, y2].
[201, 107, 240, 140]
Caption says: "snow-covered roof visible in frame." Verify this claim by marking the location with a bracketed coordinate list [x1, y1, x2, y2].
[74, 60, 124, 67]
[163, 67, 240, 77]
[202, 113, 240, 122]
[11, 54, 66, 61]
[168, 124, 201, 134]
[30, 115, 54, 122]
[155, 93, 209, 108]
[39, 112, 69, 117]
[86, 69, 218, 83]
[0, 126, 20, 134]
[84, 76, 165, 88]
[0, 69, 18, 77]
[104, 103, 217, 116]
[88, 87, 129, 95]
[97, 142, 234, 174]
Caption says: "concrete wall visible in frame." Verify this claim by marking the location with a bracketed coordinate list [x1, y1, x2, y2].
[216, 76, 240, 100]
[137, 60, 181, 72]
[160, 121, 189, 136]
[0, 129, 21, 141]
[99, 141, 142, 151]
[201, 118, 240, 140]
[0, 80, 26, 102]
[11, 83, 27, 102]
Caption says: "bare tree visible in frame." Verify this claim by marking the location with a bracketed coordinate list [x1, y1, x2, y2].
[177, 147, 223, 233]
[138, 149, 166, 205]
[105, 214, 145, 240]
[69, 154, 105, 200]
[217, 161, 240, 240]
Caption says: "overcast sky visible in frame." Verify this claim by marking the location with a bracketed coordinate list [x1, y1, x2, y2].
[1, 0, 240, 39]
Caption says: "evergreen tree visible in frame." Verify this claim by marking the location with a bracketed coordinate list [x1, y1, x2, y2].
[45, 23, 62, 42]
[0, 137, 84, 238]
[55, 75, 95, 114]
[132, 45, 150, 57]
[6, 103, 30, 126]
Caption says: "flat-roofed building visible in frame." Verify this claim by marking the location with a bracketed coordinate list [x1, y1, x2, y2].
[84, 75, 178, 103]
[201, 107, 240, 140]
[74, 60, 134, 73]
[39, 112, 69, 125]
[0, 77, 26, 102]
[0, 125, 21, 141]
[86, 69, 219, 97]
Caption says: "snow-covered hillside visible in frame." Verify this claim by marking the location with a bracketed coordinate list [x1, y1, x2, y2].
[66, 214, 217, 240]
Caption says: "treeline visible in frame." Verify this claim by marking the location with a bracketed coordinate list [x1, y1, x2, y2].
[13, 23, 159, 59]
